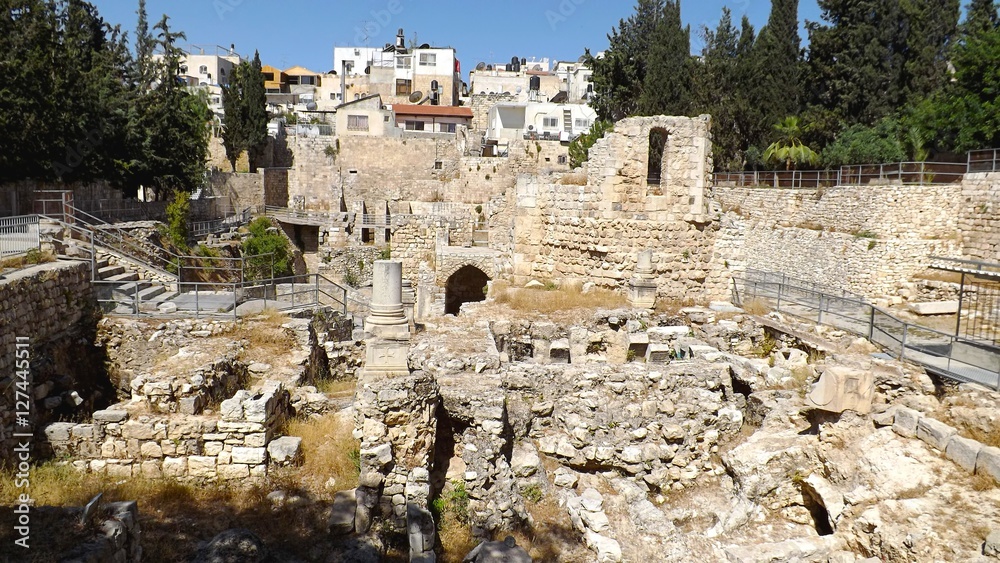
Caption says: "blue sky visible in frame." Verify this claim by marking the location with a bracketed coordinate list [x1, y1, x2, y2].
[93, 0, 825, 77]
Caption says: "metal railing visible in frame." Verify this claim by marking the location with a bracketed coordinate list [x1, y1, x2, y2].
[734, 270, 1000, 391]
[263, 206, 348, 226]
[284, 124, 334, 137]
[0, 215, 41, 259]
[190, 207, 253, 237]
[716, 163, 966, 188]
[968, 148, 1000, 173]
[94, 273, 354, 320]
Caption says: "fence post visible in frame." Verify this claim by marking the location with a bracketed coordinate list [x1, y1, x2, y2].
[234, 283, 238, 321]
[195, 285, 200, 319]
[817, 293, 824, 324]
[868, 306, 875, 340]
[899, 323, 909, 361]
[134, 283, 139, 317]
[90, 231, 96, 281]
[314, 274, 319, 305]
[776, 279, 783, 310]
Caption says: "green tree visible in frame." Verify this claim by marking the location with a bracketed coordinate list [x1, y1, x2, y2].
[637, 0, 692, 116]
[763, 116, 820, 169]
[221, 52, 268, 172]
[165, 190, 190, 250]
[821, 118, 907, 167]
[752, 0, 803, 132]
[694, 10, 759, 170]
[585, 0, 664, 122]
[568, 120, 614, 168]
[242, 217, 292, 280]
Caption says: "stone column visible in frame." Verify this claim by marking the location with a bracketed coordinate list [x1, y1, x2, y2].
[355, 260, 439, 539]
[628, 250, 658, 309]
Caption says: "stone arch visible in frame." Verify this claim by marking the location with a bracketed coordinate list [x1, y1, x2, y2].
[445, 265, 491, 315]
[647, 127, 669, 186]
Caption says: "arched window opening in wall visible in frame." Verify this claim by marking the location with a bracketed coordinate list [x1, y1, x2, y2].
[647, 128, 668, 186]
[445, 265, 490, 315]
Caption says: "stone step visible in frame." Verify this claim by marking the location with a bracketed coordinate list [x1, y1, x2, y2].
[95, 258, 110, 270]
[137, 285, 167, 301]
[104, 272, 139, 283]
[97, 265, 125, 279]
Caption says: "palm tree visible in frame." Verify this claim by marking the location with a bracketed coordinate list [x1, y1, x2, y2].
[763, 116, 820, 170]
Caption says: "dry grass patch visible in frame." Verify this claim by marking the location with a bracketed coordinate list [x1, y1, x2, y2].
[283, 413, 360, 497]
[655, 297, 699, 315]
[315, 378, 357, 396]
[0, 249, 56, 270]
[558, 172, 589, 185]
[233, 309, 296, 365]
[491, 281, 626, 314]
[0, 463, 333, 562]
[742, 297, 770, 316]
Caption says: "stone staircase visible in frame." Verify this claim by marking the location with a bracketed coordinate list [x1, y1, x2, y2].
[92, 252, 180, 313]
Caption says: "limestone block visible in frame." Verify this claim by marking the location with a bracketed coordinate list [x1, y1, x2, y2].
[188, 456, 217, 477]
[43, 422, 75, 443]
[907, 301, 959, 315]
[140, 441, 163, 459]
[976, 446, 1000, 483]
[268, 436, 303, 465]
[162, 457, 187, 477]
[511, 444, 541, 478]
[646, 343, 673, 363]
[231, 447, 268, 465]
[916, 418, 957, 451]
[218, 464, 251, 480]
[329, 490, 357, 536]
[892, 407, 922, 438]
[92, 410, 129, 423]
[140, 460, 162, 479]
[584, 530, 622, 563]
[805, 366, 873, 415]
[648, 326, 690, 342]
[945, 436, 983, 472]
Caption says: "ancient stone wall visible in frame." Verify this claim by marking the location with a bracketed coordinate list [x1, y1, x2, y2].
[42, 381, 296, 481]
[208, 171, 264, 211]
[263, 168, 290, 208]
[0, 262, 100, 464]
[508, 116, 727, 301]
[957, 172, 1000, 262]
[711, 184, 965, 297]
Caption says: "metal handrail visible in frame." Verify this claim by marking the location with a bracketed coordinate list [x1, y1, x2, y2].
[735, 269, 1000, 390]
[0, 215, 41, 259]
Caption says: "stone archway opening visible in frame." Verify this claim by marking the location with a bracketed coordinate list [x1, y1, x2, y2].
[445, 265, 490, 315]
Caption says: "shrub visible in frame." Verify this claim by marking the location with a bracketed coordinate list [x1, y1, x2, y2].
[378, 246, 391, 260]
[241, 217, 291, 280]
[569, 120, 613, 168]
[165, 191, 191, 251]
[522, 484, 543, 503]
[343, 270, 360, 288]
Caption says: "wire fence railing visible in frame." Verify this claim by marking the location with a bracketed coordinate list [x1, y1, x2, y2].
[0, 215, 41, 259]
[734, 270, 1000, 391]
[968, 148, 1000, 173]
[95, 273, 354, 320]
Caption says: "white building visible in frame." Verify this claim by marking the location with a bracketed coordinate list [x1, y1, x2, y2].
[552, 60, 595, 103]
[486, 102, 597, 141]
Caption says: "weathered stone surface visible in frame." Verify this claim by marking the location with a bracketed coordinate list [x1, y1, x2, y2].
[976, 446, 1000, 483]
[462, 536, 532, 562]
[724, 536, 846, 563]
[805, 366, 873, 414]
[945, 435, 983, 472]
[916, 417, 957, 451]
[267, 436, 303, 465]
[985, 529, 1000, 557]
[191, 528, 265, 563]
[329, 490, 357, 536]
[892, 406, 921, 438]
[908, 301, 959, 315]
[584, 530, 622, 563]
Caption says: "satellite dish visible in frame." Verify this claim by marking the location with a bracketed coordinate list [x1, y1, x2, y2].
[516, 86, 523, 94]
[365, 66, 371, 74]
[528, 125, 534, 131]
[409, 91, 424, 103]
[476, 62, 486, 71]
[306, 102, 318, 111]
[533, 65, 543, 71]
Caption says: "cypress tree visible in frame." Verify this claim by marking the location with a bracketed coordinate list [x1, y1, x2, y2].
[899, 0, 961, 105]
[753, 0, 802, 129]
[637, 0, 692, 116]
[244, 51, 269, 172]
[962, 0, 999, 37]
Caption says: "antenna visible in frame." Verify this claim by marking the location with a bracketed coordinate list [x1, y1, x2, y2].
[359, 20, 371, 47]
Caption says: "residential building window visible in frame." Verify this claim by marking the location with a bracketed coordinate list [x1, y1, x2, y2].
[348, 115, 369, 131]
[542, 117, 559, 128]
[434, 161, 443, 170]
[396, 56, 412, 69]
[558, 155, 568, 165]
[299, 76, 316, 86]
[405, 120, 425, 131]
[442, 123, 457, 133]
[179, 65, 188, 74]
[384, 115, 391, 122]
[575, 118, 591, 129]
[396, 79, 413, 96]
[419, 53, 437, 67]
[220, 68, 227, 77]
[263, 72, 274, 81]
[199, 65, 208, 74]
[287, 76, 300, 85]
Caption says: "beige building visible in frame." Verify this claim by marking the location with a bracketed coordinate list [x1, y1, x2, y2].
[391, 105, 473, 134]
[335, 95, 395, 137]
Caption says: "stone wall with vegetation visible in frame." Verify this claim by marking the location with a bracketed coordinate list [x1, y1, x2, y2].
[957, 171, 1000, 262]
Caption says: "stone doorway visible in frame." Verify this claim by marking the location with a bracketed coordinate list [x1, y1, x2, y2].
[444, 265, 490, 315]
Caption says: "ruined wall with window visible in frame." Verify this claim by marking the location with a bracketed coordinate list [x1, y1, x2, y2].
[508, 115, 730, 301]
